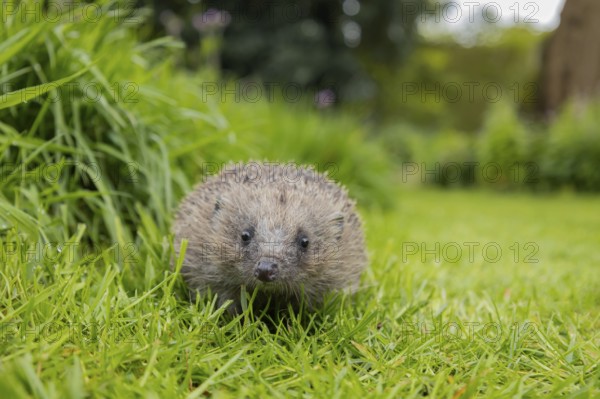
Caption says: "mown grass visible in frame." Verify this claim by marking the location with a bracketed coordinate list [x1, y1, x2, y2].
[1, 188, 599, 398]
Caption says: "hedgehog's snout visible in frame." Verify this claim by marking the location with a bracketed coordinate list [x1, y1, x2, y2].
[254, 259, 279, 282]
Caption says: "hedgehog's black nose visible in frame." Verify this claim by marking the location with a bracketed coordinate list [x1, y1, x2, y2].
[255, 260, 278, 282]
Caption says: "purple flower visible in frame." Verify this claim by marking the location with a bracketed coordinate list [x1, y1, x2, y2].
[314, 89, 336, 108]
[193, 9, 232, 32]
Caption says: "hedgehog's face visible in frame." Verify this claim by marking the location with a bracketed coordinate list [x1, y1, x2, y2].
[211, 188, 345, 297]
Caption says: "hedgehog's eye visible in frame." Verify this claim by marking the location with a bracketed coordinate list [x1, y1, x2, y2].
[297, 234, 309, 249]
[241, 228, 254, 243]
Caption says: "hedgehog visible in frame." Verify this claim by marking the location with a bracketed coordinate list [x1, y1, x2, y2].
[172, 161, 368, 314]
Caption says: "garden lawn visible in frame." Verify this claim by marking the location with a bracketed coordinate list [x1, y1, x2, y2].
[1, 188, 599, 398]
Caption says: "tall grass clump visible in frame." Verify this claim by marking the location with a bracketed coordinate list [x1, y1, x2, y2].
[0, 0, 214, 248]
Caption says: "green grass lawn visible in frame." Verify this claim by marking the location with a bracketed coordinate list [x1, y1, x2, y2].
[1, 188, 598, 398]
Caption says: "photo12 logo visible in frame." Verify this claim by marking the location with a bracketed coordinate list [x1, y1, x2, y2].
[0, 81, 139, 105]
[0, 320, 139, 345]
[200, 82, 338, 107]
[401, 241, 539, 264]
[0, 240, 140, 266]
[402, 162, 540, 185]
[401, 2, 541, 25]
[1, 1, 139, 24]
[396, 320, 540, 343]
[399, 82, 539, 104]
[0, 161, 140, 185]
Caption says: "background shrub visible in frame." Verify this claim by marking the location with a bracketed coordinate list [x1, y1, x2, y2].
[475, 101, 531, 190]
[541, 102, 600, 191]
[379, 99, 600, 193]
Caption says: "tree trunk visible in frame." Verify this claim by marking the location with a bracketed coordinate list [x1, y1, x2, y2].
[541, 0, 600, 115]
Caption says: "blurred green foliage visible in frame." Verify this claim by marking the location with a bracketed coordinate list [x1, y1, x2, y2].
[365, 27, 545, 129]
[541, 102, 600, 191]
[476, 101, 530, 189]
[381, 100, 600, 192]
[146, 0, 425, 106]
[0, 0, 394, 248]
[143, 2, 549, 132]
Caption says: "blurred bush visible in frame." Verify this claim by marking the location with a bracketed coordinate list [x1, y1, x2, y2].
[368, 27, 545, 130]
[380, 125, 475, 187]
[145, 2, 545, 131]
[541, 102, 600, 191]
[145, 0, 425, 108]
[382, 100, 600, 192]
[476, 101, 530, 189]
[213, 93, 396, 208]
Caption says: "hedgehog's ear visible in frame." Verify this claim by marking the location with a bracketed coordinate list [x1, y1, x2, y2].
[329, 212, 344, 240]
[211, 197, 223, 225]
[279, 188, 286, 204]
[213, 198, 222, 214]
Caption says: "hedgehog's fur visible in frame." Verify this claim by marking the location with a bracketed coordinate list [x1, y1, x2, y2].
[173, 161, 367, 314]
